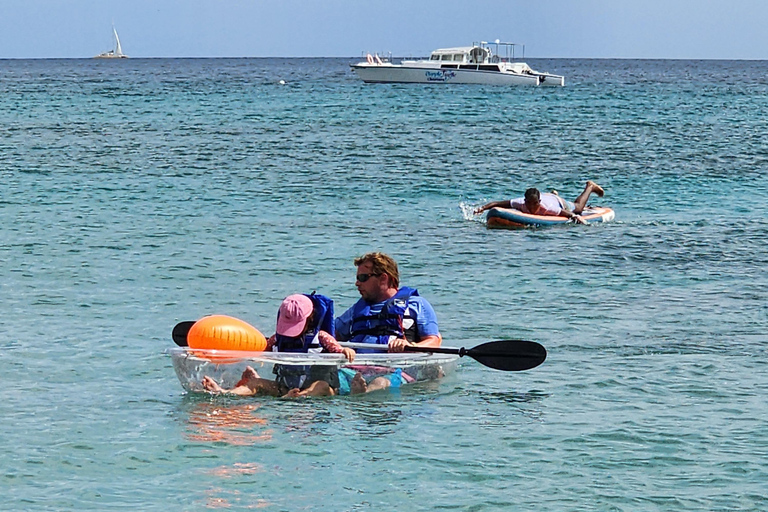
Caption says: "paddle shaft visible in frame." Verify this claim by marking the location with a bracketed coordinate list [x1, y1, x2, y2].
[176, 325, 469, 354]
[338, 341, 468, 355]
[172, 321, 545, 371]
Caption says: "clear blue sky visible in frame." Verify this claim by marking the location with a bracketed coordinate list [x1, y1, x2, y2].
[1, 0, 765, 59]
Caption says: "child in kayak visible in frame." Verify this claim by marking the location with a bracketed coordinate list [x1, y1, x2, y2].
[201, 294, 355, 397]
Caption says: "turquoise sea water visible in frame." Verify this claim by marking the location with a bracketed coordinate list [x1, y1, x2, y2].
[2, 58, 767, 511]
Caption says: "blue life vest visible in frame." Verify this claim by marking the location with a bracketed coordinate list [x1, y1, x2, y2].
[348, 287, 419, 346]
[274, 292, 335, 353]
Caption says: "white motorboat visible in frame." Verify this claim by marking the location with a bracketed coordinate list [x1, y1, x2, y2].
[351, 41, 563, 86]
[94, 25, 128, 59]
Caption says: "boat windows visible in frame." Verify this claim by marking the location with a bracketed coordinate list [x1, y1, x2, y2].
[440, 64, 458, 69]
[478, 65, 501, 72]
[453, 54, 464, 61]
[440, 54, 454, 61]
[430, 54, 440, 61]
[459, 65, 478, 70]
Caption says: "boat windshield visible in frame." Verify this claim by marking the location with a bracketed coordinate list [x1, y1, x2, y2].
[469, 47, 489, 63]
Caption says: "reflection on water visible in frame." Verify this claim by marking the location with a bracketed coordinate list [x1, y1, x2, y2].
[182, 401, 274, 509]
[208, 462, 264, 478]
[340, 382, 452, 438]
[179, 384, 452, 443]
[472, 389, 549, 405]
[199, 487, 271, 510]
[201, 465, 272, 510]
[348, 400, 404, 435]
[184, 401, 273, 445]
[201, 466, 272, 509]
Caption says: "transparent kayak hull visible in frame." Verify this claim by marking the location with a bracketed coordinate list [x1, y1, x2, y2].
[167, 347, 459, 393]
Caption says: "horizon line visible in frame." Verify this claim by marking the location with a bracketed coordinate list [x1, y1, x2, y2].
[2, 56, 766, 61]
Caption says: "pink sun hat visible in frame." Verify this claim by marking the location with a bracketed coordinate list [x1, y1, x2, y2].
[276, 294, 313, 337]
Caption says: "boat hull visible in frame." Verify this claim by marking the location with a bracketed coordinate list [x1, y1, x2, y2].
[487, 206, 615, 229]
[168, 347, 458, 394]
[351, 64, 562, 86]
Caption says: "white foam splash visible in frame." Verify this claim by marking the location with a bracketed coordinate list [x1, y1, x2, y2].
[459, 201, 484, 222]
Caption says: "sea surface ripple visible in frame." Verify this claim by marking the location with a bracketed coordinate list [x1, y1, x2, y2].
[1, 58, 767, 511]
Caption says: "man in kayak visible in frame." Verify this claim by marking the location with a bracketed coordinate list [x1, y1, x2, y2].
[202, 294, 355, 398]
[335, 252, 442, 393]
[474, 180, 605, 224]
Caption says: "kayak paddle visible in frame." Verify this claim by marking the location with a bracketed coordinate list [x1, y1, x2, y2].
[172, 321, 545, 371]
[172, 321, 194, 347]
[338, 340, 546, 372]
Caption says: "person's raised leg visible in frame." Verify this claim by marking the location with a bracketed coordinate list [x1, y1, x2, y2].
[572, 180, 605, 213]
[235, 366, 261, 388]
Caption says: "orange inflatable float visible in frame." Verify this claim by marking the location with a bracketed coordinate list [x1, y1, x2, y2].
[187, 315, 267, 352]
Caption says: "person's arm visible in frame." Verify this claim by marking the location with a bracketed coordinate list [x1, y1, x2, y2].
[474, 200, 512, 215]
[318, 330, 355, 362]
[412, 334, 442, 348]
[388, 297, 441, 352]
[559, 208, 587, 224]
[388, 334, 442, 352]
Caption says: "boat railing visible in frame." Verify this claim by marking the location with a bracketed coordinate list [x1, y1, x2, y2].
[476, 40, 526, 62]
[360, 51, 393, 64]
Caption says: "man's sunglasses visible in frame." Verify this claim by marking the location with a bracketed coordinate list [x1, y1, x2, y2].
[356, 273, 381, 283]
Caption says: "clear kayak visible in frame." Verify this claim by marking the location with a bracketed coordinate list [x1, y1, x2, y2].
[167, 347, 459, 394]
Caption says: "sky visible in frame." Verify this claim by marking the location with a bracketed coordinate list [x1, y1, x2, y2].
[0, 0, 766, 60]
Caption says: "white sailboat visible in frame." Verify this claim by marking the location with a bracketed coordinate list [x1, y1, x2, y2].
[94, 25, 128, 59]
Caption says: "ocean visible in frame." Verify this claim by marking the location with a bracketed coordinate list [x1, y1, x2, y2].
[1, 57, 767, 511]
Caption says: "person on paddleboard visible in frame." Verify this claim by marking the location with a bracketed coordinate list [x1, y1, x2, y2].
[474, 180, 605, 224]
[334, 252, 442, 393]
[201, 294, 354, 398]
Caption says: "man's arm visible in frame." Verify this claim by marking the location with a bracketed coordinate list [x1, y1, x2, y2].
[389, 334, 442, 352]
[558, 208, 587, 224]
[388, 297, 441, 352]
[474, 200, 512, 215]
[414, 334, 442, 347]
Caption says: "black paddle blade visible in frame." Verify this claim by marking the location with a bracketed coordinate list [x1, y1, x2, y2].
[172, 321, 195, 347]
[465, 340, 546, 371]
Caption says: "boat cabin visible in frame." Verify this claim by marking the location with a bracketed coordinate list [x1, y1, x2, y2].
[428, 46, 491, 64]
[427, 44, 536, 74]
[429, 46, 512, 72]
